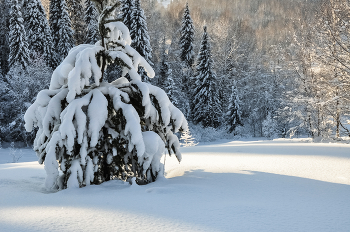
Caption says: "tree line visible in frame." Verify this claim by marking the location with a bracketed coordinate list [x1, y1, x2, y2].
[0, 0, 349, 145]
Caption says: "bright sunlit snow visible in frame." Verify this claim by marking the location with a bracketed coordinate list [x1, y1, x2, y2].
[0, 139, 349, 232]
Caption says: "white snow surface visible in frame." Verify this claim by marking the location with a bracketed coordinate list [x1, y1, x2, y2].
[0, 139, 350, 232]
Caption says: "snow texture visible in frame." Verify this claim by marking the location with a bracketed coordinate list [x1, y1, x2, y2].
[0, 139, 349, 232]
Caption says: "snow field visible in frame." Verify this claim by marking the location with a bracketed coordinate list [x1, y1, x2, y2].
[0, 139, 349, 232]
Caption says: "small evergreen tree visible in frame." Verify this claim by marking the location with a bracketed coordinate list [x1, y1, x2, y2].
[180, 128, 197, 147]
[84, 0, 99, 44]
[262, 112, 278, 139]
[164, 69, 181, 107]
[8, 0, 30, 70]
[67, 0, 85, 45]
[25, 1, 187, 190]
[179, 3, 195, 68]
[24, 0, 55, 68]
[121, 0, 135, 31]
[130, 0, 153, 82]
[192, 26, 221, 128]
[226, 83, 243, 133]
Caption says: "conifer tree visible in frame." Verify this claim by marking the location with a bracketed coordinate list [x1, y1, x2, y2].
[0, 0, 10, 74]
[24, 0, 55, 68]
[164, 69, 180, 107]
[157, 37, 168, 90]
[57, 0, 74, 61]
[8, 0, 29, 70]
[192, 26, 221, 128]
[180, 128, 197, 147]
[84, 0, 99, 44]
[121, 0, 135, 31]
[49, 0, 73, 62]
[226, 83, 243, 133]
[67, 0, 85, 45]
[130, 0, 152, 82]
[179, 2, 195, 68]
[49, 0, 61, 48]
[25, 0, 187, 190]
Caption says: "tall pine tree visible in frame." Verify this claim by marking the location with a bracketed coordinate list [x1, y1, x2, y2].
[84, 0, 99, 44]
[121, 0, 135, 31]
[0, 0, 10, 74]
[24, 0, 55, 68]
[49, 0, 61, 48]
[130, 0, 152, 82]
[192, 26, 221, 128]
[8, 0, 29, 70]
[157, 37, 168, 90]
[49, 0, 73, 62]
[179, 2, 195, 68]
[58, 0, 74, 61]
[67, 0, 85, 45]
[226, 83, 243, 133]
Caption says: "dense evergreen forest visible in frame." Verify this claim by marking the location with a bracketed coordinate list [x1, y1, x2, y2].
[1, 0, 349, 146]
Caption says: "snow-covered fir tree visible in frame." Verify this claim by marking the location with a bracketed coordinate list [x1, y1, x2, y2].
[57, 0, 74, 61]
[121, 0, 135, 31]
[262, 112, 278, 139]
[164, 69, 181, 107]
[180, 128, 197, 147]
[157, 37, 169, 90]
[8, 0, 30, 70]
[179, 2, 195, 68]
[84, 0, 99, 44]
[67, 0, 85, 45]
[24, 0, 187, 190]
[192, 26, 221, 128]
[49, 0, 73, 62]
[0, 0, 10, 74]
[130, 0, 153, 82]
[226, 83, 243, 133]
[49, 0, 61, 49]
[24, 0, 55, 68]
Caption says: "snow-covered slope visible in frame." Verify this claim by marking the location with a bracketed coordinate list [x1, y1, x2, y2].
[0, 139, 349, 232]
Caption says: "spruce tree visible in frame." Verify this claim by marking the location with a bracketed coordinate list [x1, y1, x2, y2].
[50, 0, 73, 62]
[24, 1, 187, 190]
[24, 0, 55, 68]
[57, 0, 74, 61]
[180, 129, 197, 147]
[8, 0, 29, 70]
[179, 2, 195, 68]
[226, 83, 243, 133]
[157, 37, 168, 90]
[0, 0, 10, 75]
[192, 26, 221, 128]
[67, 0, 85, 45]
[121, 0, 135, 31]
[84, 0, 99, 44]
[164, 69, 180, 107]
[49, 0, 61, 48]
[130, 0, 152, 82]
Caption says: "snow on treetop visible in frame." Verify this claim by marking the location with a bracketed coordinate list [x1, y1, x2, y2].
[49, 22, 155, 103]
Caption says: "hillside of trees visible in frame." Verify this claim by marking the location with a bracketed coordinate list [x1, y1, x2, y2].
[1, 0, 349, 146]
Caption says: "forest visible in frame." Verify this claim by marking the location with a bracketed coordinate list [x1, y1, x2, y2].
[0, 0, 349, 146]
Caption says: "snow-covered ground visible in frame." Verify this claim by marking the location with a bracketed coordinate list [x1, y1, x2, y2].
[0, 139, 349, 232]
